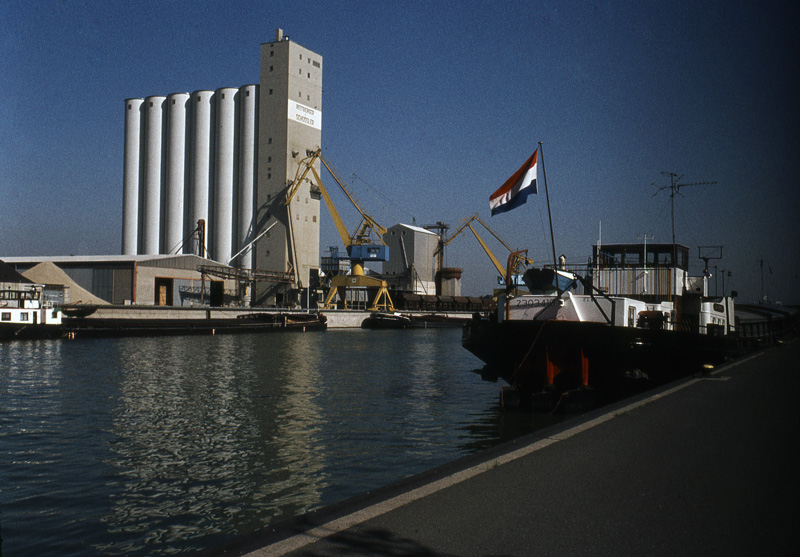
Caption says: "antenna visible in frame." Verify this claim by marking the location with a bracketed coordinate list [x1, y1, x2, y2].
[652, 172, 717, 246]
[637, 232, 653, 267]
[698, 245, 722, 277]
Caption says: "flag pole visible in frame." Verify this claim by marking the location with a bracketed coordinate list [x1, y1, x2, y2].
[538, 141, 558, 271]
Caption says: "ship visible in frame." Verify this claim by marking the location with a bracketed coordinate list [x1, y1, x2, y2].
[462, 242, 740, 409]
[0, 265, 65, 340]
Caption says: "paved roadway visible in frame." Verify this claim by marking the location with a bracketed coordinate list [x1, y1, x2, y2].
[213, 338, 799, 556]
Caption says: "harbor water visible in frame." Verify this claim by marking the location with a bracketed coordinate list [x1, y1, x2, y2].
[1, 328, 564, 555]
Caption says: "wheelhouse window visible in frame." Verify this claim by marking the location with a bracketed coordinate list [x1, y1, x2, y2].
[594, 243, 689, 270]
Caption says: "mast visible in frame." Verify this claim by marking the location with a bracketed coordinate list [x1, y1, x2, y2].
[653, 172, 716, 299]
[653, 172, 717, 247]
[539, 142, 558, 271]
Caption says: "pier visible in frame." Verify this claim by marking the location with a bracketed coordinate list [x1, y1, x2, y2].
[214, 338, 799, 556]
[57, 304, 474, 333]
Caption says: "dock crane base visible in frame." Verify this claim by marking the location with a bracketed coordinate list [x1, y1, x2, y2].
[323, 275, 395, 312]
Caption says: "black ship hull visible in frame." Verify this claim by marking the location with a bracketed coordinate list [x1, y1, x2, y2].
[463, 316, 739, 402]
[0, 323, 66, 341]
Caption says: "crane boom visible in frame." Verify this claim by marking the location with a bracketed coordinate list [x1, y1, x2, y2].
[285, 148, 387, 249]
[467, 223, 508, 280]
[318, 154, 387, 241]
[307, 163, 353, 250]
[441, 214, 533, 283]
[284, 147, 394, 311]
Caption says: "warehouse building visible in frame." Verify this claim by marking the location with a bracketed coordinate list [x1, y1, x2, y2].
[3, 255, 238, 307]
[383, 224, 439, 295]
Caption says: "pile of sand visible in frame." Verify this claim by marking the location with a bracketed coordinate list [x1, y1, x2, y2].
[22, 262, 109, 305]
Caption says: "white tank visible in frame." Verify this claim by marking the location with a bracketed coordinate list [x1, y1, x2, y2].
[165, 93, 190, 254]
[142, 96, 166, 254]
[213, 87, 237, 264]
[122, 98, 144, 255]
[237, 85, 259, 269]
[190, 90, 214, 256]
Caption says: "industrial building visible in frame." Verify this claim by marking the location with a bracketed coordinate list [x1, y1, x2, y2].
[383, 224, 438, 295]
[2, 255, 238, 307]
[121, 29, 321, 307]
[5, 30, 456, 310]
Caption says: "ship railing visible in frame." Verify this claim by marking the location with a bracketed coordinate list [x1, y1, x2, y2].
[544, 263, 675, 298]
[737, 308, 800, 348]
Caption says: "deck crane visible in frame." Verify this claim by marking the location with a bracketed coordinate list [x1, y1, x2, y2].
[439, 214, 533, 288]
[285, 148, 394, 311]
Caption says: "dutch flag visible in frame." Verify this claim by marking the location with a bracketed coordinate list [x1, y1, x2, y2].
[489, 149, 538, 216]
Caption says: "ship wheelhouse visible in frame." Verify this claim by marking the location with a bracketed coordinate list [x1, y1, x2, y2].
[592, 243, 689, 272]
[589, 242, 691, 303]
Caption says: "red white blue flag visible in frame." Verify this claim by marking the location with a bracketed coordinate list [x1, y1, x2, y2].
[489, 149, 538, 216]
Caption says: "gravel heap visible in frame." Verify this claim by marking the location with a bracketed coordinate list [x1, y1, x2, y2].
[22, 262, 109, 305]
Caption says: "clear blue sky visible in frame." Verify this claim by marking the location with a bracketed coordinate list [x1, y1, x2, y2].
[2, 0, 798, 303]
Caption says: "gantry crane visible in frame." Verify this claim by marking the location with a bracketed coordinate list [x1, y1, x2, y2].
[285, 148, 394, 311]
[439, 214, 533, 288]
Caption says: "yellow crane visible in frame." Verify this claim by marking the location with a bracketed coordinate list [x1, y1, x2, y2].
[285, 148, 394, 311]
[439, 214, 533, 288]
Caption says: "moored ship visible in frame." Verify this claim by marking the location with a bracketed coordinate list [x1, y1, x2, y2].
[0, 280, 65, 340]
[463, 242, 739, 409]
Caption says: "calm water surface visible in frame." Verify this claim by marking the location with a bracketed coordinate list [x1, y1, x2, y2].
[1, 328, 562, 554]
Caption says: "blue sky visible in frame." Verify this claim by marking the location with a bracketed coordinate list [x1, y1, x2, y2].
[2, 0, 798, 303]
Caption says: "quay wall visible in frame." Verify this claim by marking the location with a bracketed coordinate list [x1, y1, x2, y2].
[67, 306, 474, 329]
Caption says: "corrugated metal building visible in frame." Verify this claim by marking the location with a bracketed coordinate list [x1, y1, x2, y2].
[3, 255, 237, 307]
[383, 223, 439, 295]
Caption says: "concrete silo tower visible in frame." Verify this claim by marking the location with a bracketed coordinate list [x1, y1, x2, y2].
[142, 96, 166, 254]
[213, 87, 238, 264]
[165, 92, 190, 254]
[237, 84, 259, 270]
[189, 90, 214, 256]
[253, 29, 323, 306]
[122, 98, 144, 255]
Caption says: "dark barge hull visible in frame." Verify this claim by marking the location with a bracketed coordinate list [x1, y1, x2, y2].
[463, 317, 739, 402]
[0, 323, 66, 340]
[63, 313, 326, 338]
[361, 313, 412, 329]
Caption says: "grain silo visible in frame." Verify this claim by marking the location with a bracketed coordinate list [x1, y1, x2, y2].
[165, 92, 190, 254]
[121, 31, 322, 308]
[122, 98, 143, 255]
[189, 90, 214, 255]
[213, 87, 238, 264]
[142, 96, 166, 255]
[237, 84, 259, 270]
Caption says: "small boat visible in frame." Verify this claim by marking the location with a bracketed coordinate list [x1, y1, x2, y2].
[361, 312, 412, 329]
[237, 311, 328, 332]
[60, 305, 98, 318]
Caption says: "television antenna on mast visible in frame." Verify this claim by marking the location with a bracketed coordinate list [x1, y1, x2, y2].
[652, 172, 717, 246]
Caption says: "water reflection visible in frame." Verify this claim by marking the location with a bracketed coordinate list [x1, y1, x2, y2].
[1, 329, 558, 555]
[99, 334, 329, 553]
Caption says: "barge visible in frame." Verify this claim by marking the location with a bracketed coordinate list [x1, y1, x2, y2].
[62, 309, 326, 338]
[463, 243, 741, 409]
[1, 266, 65, 340]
